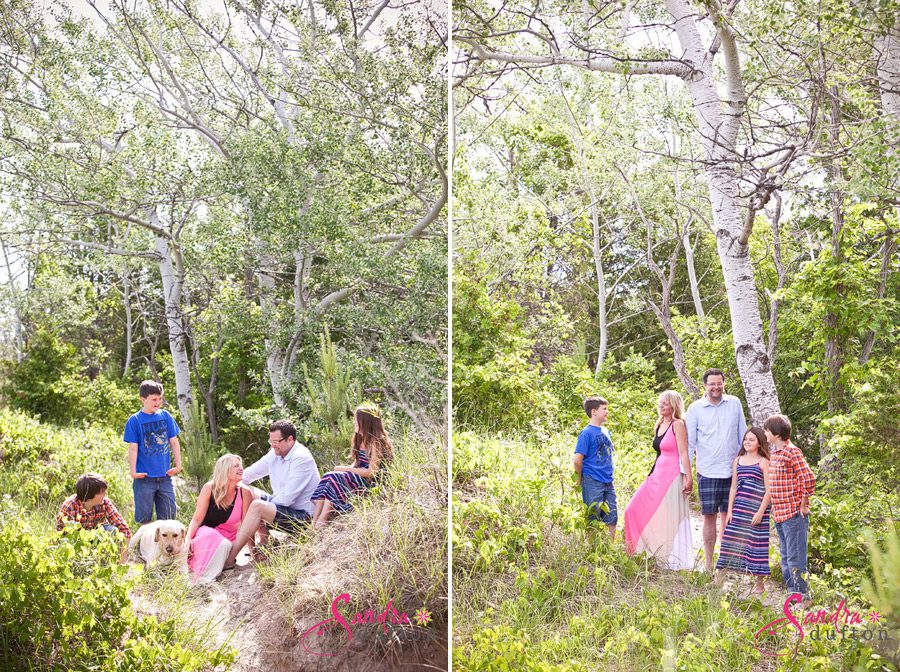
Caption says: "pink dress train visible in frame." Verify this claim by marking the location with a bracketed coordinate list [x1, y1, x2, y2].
[188, 487, 243, 584]
[624, 423, 693, 570]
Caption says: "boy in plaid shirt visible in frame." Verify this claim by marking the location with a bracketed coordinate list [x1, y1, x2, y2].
[763, 414, 815, 600]
[57, 473, 132, 562]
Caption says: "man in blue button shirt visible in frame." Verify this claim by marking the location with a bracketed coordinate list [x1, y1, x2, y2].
[685, 368, 747, 572]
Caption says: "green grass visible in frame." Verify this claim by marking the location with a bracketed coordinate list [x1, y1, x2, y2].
[452, 431, 897, 672]
[256, 432, 448, 660]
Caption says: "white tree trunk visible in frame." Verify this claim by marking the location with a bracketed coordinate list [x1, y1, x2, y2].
[592, 205, 608, 374]
[123, 271, 133, 376]
[877, 26, 900, 122]
[257, 256, 286, 407]
[667, 0, 780, 423]
[1, 241, 24, 363]
[877, 24, 900, 226]
[153, 224, 194, 426]
[682, 231, 706, 335]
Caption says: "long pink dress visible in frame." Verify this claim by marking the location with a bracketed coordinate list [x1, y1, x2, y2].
[624, 423, 693, 570]
[188, 487, 243, 584]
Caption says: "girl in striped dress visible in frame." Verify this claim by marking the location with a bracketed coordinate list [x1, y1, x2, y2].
[310, 404, 393, 528]
[715, 427, 772, 594]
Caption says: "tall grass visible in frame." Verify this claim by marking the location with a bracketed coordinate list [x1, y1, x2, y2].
[256, 431, 448, 660]
[453, 431, 893, 671]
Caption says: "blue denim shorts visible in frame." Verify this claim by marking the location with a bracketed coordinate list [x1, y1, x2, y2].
[581, 474, 618, 525]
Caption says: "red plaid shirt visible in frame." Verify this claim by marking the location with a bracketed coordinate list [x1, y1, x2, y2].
[768, 440, 815, 523]
[56, 495, 132, 542]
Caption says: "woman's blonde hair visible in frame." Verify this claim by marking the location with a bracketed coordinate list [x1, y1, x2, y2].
[210, 453, 242, 509]
[657, 390, 685, 424]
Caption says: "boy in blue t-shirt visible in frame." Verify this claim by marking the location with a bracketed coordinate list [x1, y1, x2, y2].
[573, 395, 617, 539]
[123, 380, 182, 524]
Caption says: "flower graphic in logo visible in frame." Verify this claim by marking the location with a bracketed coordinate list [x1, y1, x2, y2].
[414, 608, 432, 626]
[868, 610, 882, 624]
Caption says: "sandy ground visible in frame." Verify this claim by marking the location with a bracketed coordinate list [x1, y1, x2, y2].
[132, 542, 447, 672]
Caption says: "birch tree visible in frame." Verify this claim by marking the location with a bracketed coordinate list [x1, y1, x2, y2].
[456, 0, 802, 421]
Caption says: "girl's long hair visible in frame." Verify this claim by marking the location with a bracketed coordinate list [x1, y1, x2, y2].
[656, 390, 685, 427]
[210, 453, 241, 509]
[351, 406, 393, 467]
[739, 427, 770, 459]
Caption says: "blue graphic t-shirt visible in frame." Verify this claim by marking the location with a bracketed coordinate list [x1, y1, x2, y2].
[123, 410, 180, 477]
[575, 424, 614, 483]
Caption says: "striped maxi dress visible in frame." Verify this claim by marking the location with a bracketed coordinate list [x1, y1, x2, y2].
[715, 461, 771, 575]
[310, 448, 374, 513]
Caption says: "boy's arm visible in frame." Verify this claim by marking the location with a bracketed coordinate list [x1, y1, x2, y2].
[55, 502, 68, 532]
[792, 447, 815, 515]
[104, 500, 132, 543]
[573, 453, 584, 487]
[167, 436, 182, 476]
[128, 442, 147, 479]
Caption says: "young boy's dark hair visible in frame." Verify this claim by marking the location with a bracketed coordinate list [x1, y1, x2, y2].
[269, 419, 297, 441]
[139, 380, 164, 398]
[75, 473, 108, 502]
[702, 368, 725, 383]
[763, 414, 792, 441]
[583, 396, 609, 417]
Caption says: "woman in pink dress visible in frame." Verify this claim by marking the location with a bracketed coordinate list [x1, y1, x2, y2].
[625, 391, 694, 570]
[187, 453, 255, 584]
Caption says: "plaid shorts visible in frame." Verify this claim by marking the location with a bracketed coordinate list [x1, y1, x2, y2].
[698, 474, 732, 515]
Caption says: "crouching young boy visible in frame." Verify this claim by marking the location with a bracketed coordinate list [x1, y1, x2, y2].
[56, 473, 132, 563]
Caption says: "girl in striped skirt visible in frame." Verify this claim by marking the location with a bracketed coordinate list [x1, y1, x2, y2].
[310, 404, 393, 528]
[715, 427, 772, 594]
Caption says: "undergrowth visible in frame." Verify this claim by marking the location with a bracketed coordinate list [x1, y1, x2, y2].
[452, 431, 898, 671]
[256, 433, 449, 662]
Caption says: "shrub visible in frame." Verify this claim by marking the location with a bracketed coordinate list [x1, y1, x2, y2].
[1, 329, 134, 428]
[302, 328, 359, 469]
[181, 397, 218, 490]
[0, 409, 130, 511]
[0, 513, 235, 671]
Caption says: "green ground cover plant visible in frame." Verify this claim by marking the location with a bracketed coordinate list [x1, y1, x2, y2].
[453, 431, 898, 671]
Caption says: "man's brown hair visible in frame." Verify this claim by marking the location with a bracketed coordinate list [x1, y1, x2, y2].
[702, 368, 725, 383]
[269, 419, 297, 441]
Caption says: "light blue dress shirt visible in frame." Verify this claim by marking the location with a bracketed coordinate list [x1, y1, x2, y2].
[242, 442, 321, 514]
[685, 394, 747, 479]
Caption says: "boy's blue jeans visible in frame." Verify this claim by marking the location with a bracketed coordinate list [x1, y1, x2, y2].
[133, 476, 176, 524]
[775, 512, 809, 597]
[581, 474, 618, 525]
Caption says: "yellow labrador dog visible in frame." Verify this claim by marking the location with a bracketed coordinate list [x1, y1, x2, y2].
[129, 520, 189, 573]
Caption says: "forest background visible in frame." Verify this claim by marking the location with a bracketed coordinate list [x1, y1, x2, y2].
[0, 0, 448, 670]
[452, 0, 899, 669]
